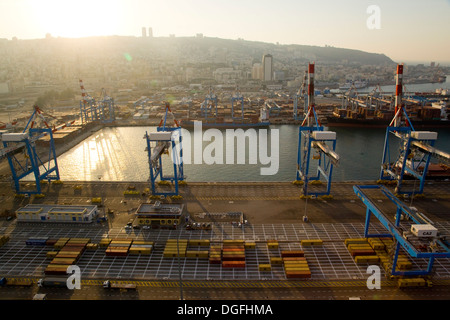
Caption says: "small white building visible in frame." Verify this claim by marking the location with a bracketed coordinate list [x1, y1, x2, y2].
[16, 204, 98, 223]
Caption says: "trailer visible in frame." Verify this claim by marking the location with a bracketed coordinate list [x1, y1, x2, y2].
[37, 277, 68, 288]
[26, 237, 49, 246]
[103, 280, 136, 290]
[0, 277, 33, 287]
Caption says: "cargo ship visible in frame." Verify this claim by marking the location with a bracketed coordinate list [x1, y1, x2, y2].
[179, 119, 270, 129]
[326, 101, 450, 128]
[180, 106, 270, 129]
[339, 80, 368, 91]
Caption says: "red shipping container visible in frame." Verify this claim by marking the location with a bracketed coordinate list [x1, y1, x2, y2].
[281, 251, 305, 257]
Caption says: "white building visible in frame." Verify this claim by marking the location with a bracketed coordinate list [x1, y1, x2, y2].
[16, 204, 98, 223]
[263, 54, 273, 82]
[252, 63, 263, 80]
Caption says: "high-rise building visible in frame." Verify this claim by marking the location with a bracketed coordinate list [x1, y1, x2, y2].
[252, 63, 263, 80]
[262, 54, 273, 82]
[142, 27, 147, 37]
[148, 27, 153, 38]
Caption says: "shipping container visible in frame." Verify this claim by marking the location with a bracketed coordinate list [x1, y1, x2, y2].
[300, 239, 323, 246]
[222, 261, 246, 268]
[270, 257, 283, 265]
[281, 250, 305, 257]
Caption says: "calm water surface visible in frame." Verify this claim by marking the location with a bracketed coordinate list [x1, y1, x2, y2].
[54, 125, 450, 182]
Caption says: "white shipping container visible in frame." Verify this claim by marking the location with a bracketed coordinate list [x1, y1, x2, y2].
[411, 224, 438, 238]
[411, 131, 438, 141]
[312, 131, 336, 141]
[1, 133, 29, 142]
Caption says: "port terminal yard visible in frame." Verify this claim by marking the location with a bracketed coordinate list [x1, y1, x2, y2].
[1, 179, 450, 300]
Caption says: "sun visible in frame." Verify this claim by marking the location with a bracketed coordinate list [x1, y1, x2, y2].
[29, 0, 124, 38]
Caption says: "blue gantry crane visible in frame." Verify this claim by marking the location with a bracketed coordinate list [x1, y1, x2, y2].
[296, 63, 340, 197]
[145, 102, 184, 197]
[98, 88, 116, 123]
[0, 106, 74, 195]
[79, 80, 116, 124]
[379, 64, 450, 195]
[200, 87, 218, 121]
[354, 184, 450, 277]
[231, 86, 244, 121]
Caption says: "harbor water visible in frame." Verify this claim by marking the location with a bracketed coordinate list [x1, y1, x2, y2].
[54, 125, 450, 183]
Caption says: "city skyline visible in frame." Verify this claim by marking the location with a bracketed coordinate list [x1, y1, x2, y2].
[0, 0, 449, 64]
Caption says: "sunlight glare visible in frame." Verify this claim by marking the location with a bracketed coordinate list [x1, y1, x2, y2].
[29, 0, 123, 38]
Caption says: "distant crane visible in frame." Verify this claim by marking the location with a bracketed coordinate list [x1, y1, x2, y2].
[98, 88, 116, 123]
[145, 102, 185, 197]
[0, 105, 74, 195]
[200, 87, 218, 121]
[379, 64, 450, 195]
[79, 80, 115, 123]
[293, 70, 308, 121]
[231, 86, 244, 121]
[296, 63, 340, 198]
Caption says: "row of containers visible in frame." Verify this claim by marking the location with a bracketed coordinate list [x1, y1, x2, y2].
[345, 237, 413, 272]
[162, 238, 325, 279]
[27, 237, 154, 274]
[23, 236, 328, 280]
[101, 239, 154, 257]
[45, 238, 91, 275]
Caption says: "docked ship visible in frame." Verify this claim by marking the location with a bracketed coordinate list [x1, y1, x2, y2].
[339, 80, 368, 91]
[326, 100, 450, 128]
[180, 107, 270, 129]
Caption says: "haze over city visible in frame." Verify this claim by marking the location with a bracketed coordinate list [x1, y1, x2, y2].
[0, 0, 449, 64]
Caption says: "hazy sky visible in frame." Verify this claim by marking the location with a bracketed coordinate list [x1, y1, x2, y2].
[1, 0, 449, 63]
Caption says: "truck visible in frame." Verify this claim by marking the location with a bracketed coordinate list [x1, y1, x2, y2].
[37, 277, 68, 288]
[0, 277, 33, 287]
[103, 280, 136, 290]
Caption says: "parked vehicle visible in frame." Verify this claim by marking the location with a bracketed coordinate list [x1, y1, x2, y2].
[103, 280, 136, 290]
[37, 277, 68, 288]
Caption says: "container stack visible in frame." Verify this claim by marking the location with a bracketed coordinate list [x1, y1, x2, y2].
[45, 238, 89, 275]
[129, 241, 154, 255]
[0, 235, 9, 247]
[186, 239, 210, 259]
[267, 239, 279, 249]
[99, 238, 112, 248]
[222, 240, 245, 268]
[163, 239, 187, 258]
[344, 238, 378, 264]
[105, 239, 132, 257]
[209, 244, 222, 264]
[283, 256, 311, 279]
[369, 237, 413, 272]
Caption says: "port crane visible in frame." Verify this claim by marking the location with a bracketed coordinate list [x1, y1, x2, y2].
[0, 106, 74, 195]
[379, 64, 450, 195]
[354, 184, 450, 277]
[79, 80, 116, 124]
[296, 63, 340, 198]
[200, 87, 218, 121]
[231, 86, 244, 121]
[293, 70, 308, 121]
[145, 102, 184, 197]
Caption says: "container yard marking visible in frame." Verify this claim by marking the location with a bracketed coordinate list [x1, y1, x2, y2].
[2, 222, 450, 285]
